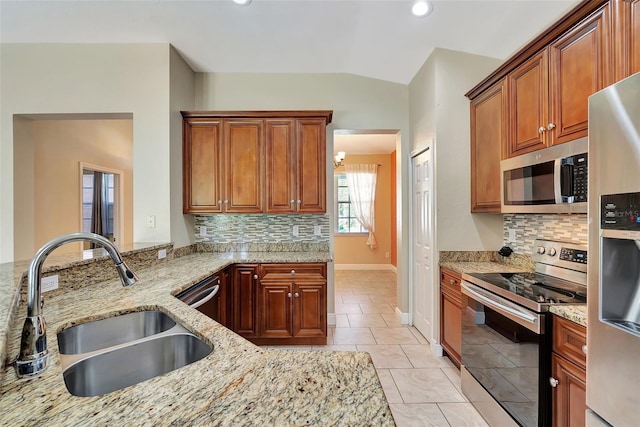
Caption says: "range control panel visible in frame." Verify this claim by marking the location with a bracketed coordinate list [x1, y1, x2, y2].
[601, 192, 640, 231]
[532, 239, 588, 273]
[559, 248, 588, 264]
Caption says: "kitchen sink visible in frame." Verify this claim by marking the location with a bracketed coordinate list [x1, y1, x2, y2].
[62, 333, 212, 397]
[57, 310, 176, 354]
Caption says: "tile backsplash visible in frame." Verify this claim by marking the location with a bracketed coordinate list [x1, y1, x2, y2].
[194, 214, 330, 243]
[504, 214, 588, 254]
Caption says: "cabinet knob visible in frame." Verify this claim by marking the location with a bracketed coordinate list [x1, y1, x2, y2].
[224, 200, 229, 204]
[290, 199, 295, 204]
[287, 292, 292, 298]
[291, 270, 296, 275]
[253, 274, 258, 280]
[296, 200, 301, 204]
[538, 126, 546, 133]
[294, 292, 299, 298]
[547, 123, 556, 130]
[217, 200, 223, 205]
[549, 377, 559, 388]
[450, 279, 455, 285]
[582, 344, 587, 354]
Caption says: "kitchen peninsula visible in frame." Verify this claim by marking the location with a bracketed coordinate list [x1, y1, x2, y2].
[0, 245, 393, 425]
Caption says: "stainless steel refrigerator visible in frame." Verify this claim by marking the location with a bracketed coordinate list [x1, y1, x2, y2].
[587, 71, 640, 426]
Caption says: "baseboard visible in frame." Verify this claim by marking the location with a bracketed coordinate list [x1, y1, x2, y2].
[431, 342, 443, 357]
[327, 313, 336, 326]
[395, 307, 409, 325]
[465, 305, 485, 324]
[335, 264, 397, 271]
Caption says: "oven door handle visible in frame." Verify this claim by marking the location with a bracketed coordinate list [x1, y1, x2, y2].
[189, 284, 220, 309]
[461, 282, 544, 334]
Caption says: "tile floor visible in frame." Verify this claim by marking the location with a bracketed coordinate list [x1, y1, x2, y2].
[262, 270, 489, 426]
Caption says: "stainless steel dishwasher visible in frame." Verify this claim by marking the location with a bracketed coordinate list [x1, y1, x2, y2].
[176, 275, 221, 322]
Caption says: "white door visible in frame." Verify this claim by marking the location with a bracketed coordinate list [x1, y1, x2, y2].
[411, 148, 434, 343]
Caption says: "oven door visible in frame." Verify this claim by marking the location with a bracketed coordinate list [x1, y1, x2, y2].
[461, 281, 551, 427]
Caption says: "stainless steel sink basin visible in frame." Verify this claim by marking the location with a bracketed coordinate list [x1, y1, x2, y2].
[62, 333, 212, 397]
[57, 310, 176, 354]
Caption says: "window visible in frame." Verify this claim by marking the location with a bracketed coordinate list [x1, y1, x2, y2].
[82, 170, 115, 239]
[335, 174, 367, 233]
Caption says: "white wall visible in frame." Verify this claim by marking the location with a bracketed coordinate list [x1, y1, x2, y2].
[12, 117, 35, 261]
[0, 44, 173, 262]
[195, 72, 411, 314]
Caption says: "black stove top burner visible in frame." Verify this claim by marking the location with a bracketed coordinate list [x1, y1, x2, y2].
[464, 271, 587, 311]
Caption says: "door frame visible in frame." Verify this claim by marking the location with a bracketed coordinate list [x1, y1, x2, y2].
[408, 141, 442, 356]
[79, 162, 124, 247]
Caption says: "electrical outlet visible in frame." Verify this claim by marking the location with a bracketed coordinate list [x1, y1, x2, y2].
[385, 252, 390, 258]
[41, 275, 59, 293]
[147, 215, 156, 228]
[293, 225, 299, 237]
[508, 229, 516, 242]
[199, 226, 207, 237]
[158, 249, 167, 259]
[314, 225, 322, 236]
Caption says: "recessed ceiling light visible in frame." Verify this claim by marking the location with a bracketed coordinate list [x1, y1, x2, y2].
[412, 0, 432, 17]
[233, 0, 252, 6]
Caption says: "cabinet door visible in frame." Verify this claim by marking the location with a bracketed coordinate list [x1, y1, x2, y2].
[552, 353, 587, 427]
[224, 120, 264, 213]
[295, 119, 326, 213]
[508, 50, 549, 157]
[233, 265, 259, 337]
[440, 292, 462, 367]
[265, 119, 296, 213]
[183, 119, 223, 213]
[219, 267, 232, 328]
[293, 282, 327, 338]
[470, 79, 506, 213]
[549, 3, 611, 145]
[260, 283, 294, 338]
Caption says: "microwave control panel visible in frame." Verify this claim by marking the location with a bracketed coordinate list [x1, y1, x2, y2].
[601, 192, 640, 230]
[572, 153, 588, 203]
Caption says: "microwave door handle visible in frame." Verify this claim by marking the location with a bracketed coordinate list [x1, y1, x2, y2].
[554, 158, 563, 204]
[461, 282, 542, 334]
[190, 284, 220, 309]
[560, 160, 575, 203]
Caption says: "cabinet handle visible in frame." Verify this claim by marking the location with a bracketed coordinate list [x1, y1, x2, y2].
[291, 269, 296, 275]
[253, 274, 258, 280]
[287, 292, 292, 298]
[549, 377, 559, 387]
[582, 344, 587, 354]
[294, 292, 300, 298]
[538, 126, 546, 133]
[547, 123, 556, 131]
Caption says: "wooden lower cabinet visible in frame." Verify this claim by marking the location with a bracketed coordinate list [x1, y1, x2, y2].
[232, 264, 259, 338]
[440, 267, 462, 368]
[218, 267, 232, 329]
[551, 315, 587, 427]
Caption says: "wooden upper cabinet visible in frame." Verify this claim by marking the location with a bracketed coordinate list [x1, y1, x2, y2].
[470, 79, 506, 213]
[632, 0, 640, 74]
[617, 0, 640, 77]
[265, 119, 296, 213]
[549, 2, 612, 145]
[224, 119, 264, 213]
[296, 119, 326, 213]
[183, 119, 223, 213]
[508, 50, 549, 157]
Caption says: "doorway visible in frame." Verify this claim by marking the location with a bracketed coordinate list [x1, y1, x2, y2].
[410, 146, 435, 345]
[80, 163, 123, 248]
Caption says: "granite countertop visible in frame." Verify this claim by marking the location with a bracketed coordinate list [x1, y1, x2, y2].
[439, 261, 531, 275]
[0, 253, 394, 425]
[550, 305, 587, 327]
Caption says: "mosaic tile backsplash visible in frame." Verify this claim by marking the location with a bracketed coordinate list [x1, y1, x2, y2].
[504, 214, 588, 254]
[194, 214, 330, 244]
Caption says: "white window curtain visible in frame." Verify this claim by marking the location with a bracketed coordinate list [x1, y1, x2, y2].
[345, 164, 378, 249]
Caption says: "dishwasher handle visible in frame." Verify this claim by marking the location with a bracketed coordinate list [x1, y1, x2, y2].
[189, 284, 219, 309]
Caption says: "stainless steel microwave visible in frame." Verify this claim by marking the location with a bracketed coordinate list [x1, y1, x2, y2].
[501, 138, 588, 213]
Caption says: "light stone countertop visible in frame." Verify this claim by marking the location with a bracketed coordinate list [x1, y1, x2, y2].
[0, 253, 394, 426]
[550, 305, 587, 327]
[439, 261, 531, 275]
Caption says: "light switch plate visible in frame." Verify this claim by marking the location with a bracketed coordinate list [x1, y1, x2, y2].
[158, 249, 167, 259]
[199, 226, 207, 237]
[508, 229, 516, 242]
[314, 225, 322, 235]
[147, 215, 156, 228]
[293, 225, 299, 237]
[42, 275, 59, 293]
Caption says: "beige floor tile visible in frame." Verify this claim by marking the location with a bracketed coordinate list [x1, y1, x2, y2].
[389, 404, 449, 427]
[376, 369, 403, 404]
[335, 314, 350, 328]
[369, 294, 397, 304]
[390, 368, 466, 403]
[334, 302, 362, 314]
[408, 326, 429, 344]
[356, 345, 413, 369]
[401, 345, 451, 368]
[341, 294, 374, 304]
[371, 327, 419, 345]
[360, 302, 395, 314]
[348, 313, 388, 328]
[382, 313, 405, 327]
[332, 327, 376, 345]
[310, 345, 357, 351]
[437, 403, 489, 426]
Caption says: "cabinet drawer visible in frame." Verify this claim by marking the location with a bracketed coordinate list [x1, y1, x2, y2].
[440, 268, 462, 298]
[553, 315, 587, 370]
[259, 263, 326, 281]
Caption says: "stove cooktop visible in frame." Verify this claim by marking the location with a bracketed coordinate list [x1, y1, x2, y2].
[463, 271, 587, 313]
